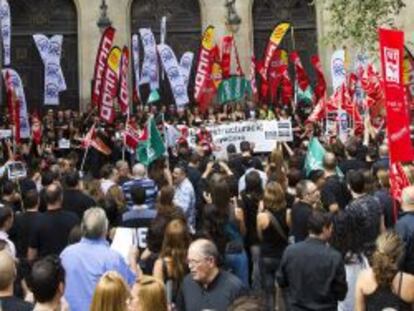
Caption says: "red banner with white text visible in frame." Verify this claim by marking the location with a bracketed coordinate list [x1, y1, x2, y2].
[379, 28, 414, 164]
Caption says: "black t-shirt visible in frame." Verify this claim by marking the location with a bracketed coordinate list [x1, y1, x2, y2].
[9, 211, 45, 258]
[0, 296, 33, 311]
[260, 209, 289, 258]
[290, 201, 313, 243]
[62, 189, 96, 219]
[321, 175, 351, 211]
[29, 209, 79, 257]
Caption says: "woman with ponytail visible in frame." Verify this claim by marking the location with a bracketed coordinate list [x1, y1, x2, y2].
[355, 231, 414, 310]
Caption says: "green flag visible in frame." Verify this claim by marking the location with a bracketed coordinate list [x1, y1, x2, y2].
[147, 89, 160, 104]
[304, 137, 344, 178]
[136, 117, 166, 166]
[297, 85, 314, 106]
[218, 77, 251, 104]
[304, 137, 326, 176]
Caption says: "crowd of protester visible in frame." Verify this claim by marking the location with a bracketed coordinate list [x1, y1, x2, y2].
[0, 102, 413, 311]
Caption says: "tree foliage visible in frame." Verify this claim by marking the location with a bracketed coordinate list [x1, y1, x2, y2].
[316, 0, 405, 52]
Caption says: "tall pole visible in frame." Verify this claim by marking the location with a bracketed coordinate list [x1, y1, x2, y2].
[0, 35, 3, 106]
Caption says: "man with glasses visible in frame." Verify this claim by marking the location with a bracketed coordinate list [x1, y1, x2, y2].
[176, 239, 246, 311]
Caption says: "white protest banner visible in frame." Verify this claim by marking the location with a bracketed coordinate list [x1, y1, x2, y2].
[33, 34, 67, 105]
[179, 52, 194, 90]
[132, 34, 141, 101]
[139, 28, 159, 90]
[187, 120, 293, 157]
[0, 129, 11, 139]
[2, 69, 31, 139]
[157, 43, 189, 107]
[0, 0, 10, 65]
[331, 49, 346, 92]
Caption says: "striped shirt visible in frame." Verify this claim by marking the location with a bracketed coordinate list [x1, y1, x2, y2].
[122, 177, 158, 209]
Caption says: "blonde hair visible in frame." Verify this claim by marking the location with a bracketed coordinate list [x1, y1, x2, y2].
[372, 231, 405, 286]
[133, 275, 168, 311]
[90, 271, 130, 311]
[263, 181, 286, 212]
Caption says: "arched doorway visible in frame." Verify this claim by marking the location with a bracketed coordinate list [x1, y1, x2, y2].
[130, 0, 202, 106]
[8, 0, 79, 112]
[253, 0, 317, 79]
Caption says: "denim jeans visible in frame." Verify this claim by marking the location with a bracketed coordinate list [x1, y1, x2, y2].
[225, 250, 249, 288]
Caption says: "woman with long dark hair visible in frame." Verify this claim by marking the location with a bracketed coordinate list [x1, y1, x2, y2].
[201, 179, 248, 287]
[152, 219, 191, 305]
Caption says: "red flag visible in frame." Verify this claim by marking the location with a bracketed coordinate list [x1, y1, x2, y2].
[4, 71, 20, 144]
[123, 119, 140, 150]
[194, 26, 216, 113]
[82, 124, 112, 155]
[361, 64, 386, 118]
[311, 55, 327, 103]
[99, 46, 122, 123]
[31, 113, 42, 145]
[249, 55, 259, 102]
[279, 65, 293, 105]
[290, 51, 311, 92]
[92, 27, 116, 108]
[221, 35, 233, 79]
[379, 28, 414, 163]
[118, 46, 130, 115]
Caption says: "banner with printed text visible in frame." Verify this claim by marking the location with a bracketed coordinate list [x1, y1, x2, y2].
[0, 0, 10, 65]
[379, 28, 413, 164]
[92, 27, 116, 107]
[139, 28, 159, 90]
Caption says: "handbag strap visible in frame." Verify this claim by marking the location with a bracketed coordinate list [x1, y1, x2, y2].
[265, 210, 288, 242]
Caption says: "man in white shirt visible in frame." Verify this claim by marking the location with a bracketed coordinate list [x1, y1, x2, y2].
[173, 165, 196, 232]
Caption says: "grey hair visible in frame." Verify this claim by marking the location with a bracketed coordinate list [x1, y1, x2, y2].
[296, 180, 314, 200]
[81, 207, 108, 239]
[194, 239, 219, 264]
[132, 163, 147, 178]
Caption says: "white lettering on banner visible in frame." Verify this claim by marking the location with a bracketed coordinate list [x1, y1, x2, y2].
[137, 227, 148, 249]
[186, 120, 293, 158]
[194, 49, 211, 99]
[94, 37, 113, 98]
[100, 69, 117, 122]
[390, 126, 409, 142]
[384, 47, 400, 84]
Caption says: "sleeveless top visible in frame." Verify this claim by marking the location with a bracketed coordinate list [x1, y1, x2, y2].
[260, 209, 289, 259]
[365, 272, 411, 311]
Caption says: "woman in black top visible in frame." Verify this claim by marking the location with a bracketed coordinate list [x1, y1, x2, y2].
[240, 170, 262, 289]
[257, 181, 290, 310]
[355, 231, 414, 310]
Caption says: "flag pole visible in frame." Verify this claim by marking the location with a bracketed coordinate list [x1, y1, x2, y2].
[291, 26, 297, 112]
[80, 123, 95, 174]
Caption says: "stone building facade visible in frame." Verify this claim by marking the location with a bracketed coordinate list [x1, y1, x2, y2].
[5, 0, 414, 111]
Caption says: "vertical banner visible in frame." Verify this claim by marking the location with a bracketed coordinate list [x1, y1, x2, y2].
[33, 34, 67, 106]
[0, 0, 10, 65]
[160, 16, 167, 81]
[99, 46, 122, 124]
[92, 27, 116, 107]
[331, 49, 346, 91]
[260, 23, 290, 81]
[132, 34, 141, 103]
[379, 28, 414, 163]
[194, 25, 216, 112]
[249, 55, 258, 101]
[2, 69, 31, 139]
[157, 43, 189, 107]
[179, 51, 194, 90]
[139, 28, 159, 90]
[118, 46, 129, 115]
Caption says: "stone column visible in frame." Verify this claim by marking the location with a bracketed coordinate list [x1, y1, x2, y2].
[77, 0, 130, 111]
[199, 0, 254, 75]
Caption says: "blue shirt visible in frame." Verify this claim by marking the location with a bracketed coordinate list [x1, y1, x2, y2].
[60, 238, 135, 311]
[122, 177, 158, 209]
[174, 178, 196, 231]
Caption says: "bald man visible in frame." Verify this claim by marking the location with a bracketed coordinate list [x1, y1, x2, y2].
[321, 152, 351, 212]
[0, 251, 33, 310]
[396, 185, 414, 274]
[176, 239, 245, 311]
[122, 163, 158, 209]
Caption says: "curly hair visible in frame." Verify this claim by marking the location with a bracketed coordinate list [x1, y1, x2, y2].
[372, 231, 405, 287]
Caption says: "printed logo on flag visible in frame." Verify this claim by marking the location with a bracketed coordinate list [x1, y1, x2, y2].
[384, 47, 400, 83]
